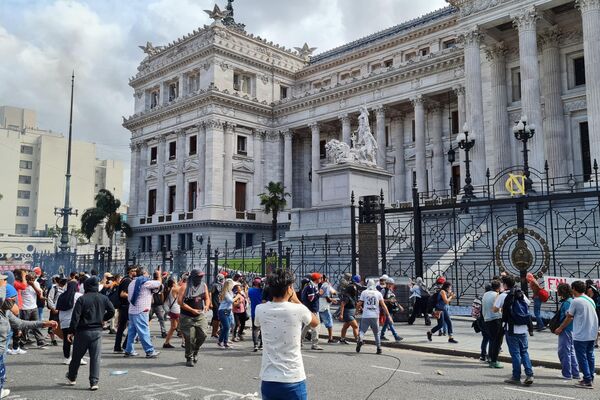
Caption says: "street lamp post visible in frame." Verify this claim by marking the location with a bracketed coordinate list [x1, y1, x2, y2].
[513, 115, 536, 194]
[448, 124, 476, 200]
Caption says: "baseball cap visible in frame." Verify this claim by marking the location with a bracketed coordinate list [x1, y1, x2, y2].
[387, 278, 395, 284]
[436, 276, 446, 285]
[311, 272, 322, 281]
[33, 267, 42, 277]
[5, 284, 17, 298]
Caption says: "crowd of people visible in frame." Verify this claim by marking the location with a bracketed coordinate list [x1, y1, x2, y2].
[0, 265, 598, 399]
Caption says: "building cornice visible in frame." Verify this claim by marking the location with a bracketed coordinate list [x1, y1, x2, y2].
[132, 219, 289, 233]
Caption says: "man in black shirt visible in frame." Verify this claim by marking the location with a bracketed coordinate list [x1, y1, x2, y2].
[113, 266, 137, 353]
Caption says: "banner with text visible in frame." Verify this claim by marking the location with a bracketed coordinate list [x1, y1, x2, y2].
[544, 276, 600, 292]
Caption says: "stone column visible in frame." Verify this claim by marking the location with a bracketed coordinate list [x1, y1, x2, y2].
[539, 27, 570, 179]
[283, 130, 293, 207]
[513, 7, 545, 173]
[179, 73, 186, 97]
[197, 123, 206, 206]
[430, 104, 445, 192]
[204, 120, 224, 208]
[454, 86, 467, 185]
[253, 130, 265, 210]
[175, 129, 186, 214]
[156, 135, 166, 215]
[392, 116, 406, 201]
[485, 42, 512, 178]
[340, 114, 351, 146]
[576, 0, 600, 165]
[375, 106, 386, 168]
[223, 122, 234, 209]
[310, 122, 320, 207]
[129, 142, 139, 217]
[412, 95, 427, 192]
[459, 29, 487, 185]
[137, 142, 148, 217]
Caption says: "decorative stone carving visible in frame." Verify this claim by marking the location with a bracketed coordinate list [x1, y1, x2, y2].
[184, 158, 200, 172]
[458, 29, 483, 46]
[294, 43, 317, 61]
[576, 0, 600, 11]
[204, 4, 229, 23]
[485, 42, 507, 62]
[138, 41, 164, 56]
[448, 0, 511, 18]
[512, 7, 539, 31]
[564, 99, 587, 113]
[538, 26, 562, 50]
[325, 106, 377, 166]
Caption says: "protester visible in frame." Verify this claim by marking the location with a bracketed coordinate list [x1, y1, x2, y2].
[482, 279, 503, 369]
[163, 277, 181, 349]
[318, 275, 337, 344]
[380, 278, 403, 343]
[494, 275, 534, 386]
[65, 277, 115, 391]
[148, 271, 167, 338]
[356, 279, 391, 354]
[255, 269, 318, 400]
[555, 280, 599, 389]
[114, 266, 137, 353]
[46, 275, 66, 346]
[408, 277, 431, 326]
[218, 279, 241, 349]
[33, 267, 46, 322]
[178, 270, 210, 366]
[527, 273, 546, 331]
[232, 281, 248, 342]
[57, 281, 86, 365]
[210, 273, 225, 338]
[248, 277, 263, 352]
[553, 283, 580, 381]
[18, 271, 46, 348]
[300, 273, 323, 351]
[376, 275, 389, 292]
[427, 281, 458, 344]
[338, 281, 359, 345]
[124, 267, 162, 358]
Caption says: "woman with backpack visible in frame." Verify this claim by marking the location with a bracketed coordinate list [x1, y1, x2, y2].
[427, 281, 458, 344]
[554, 283, 580, 381]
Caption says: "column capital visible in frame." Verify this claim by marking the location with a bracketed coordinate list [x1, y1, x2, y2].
[175, 128, 186, 137]
[453, 85, 465, 97]
[339, 114, 351, 124]
[266, 130, 280, 142]
[254, 129, 267, 140]
[410, 94, 426, 107]
[157, 134, 167, 144]
[204, 119, 224, 129]
[427, 102, 443, 114]
[224, 122, 236, 133]
[281, 130, 294, 140]
[576, 0, 600, 12]
[375, 105, 386, 117]
[484, 42, 508, 62]
[458, 28, 483, 47]
[309, 122, 320, 134]
[512, 7, 539, 31]
[538, 26, 562, 50]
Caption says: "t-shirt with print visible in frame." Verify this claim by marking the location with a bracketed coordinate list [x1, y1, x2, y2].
[568, 295, 599, 342]
[494, 291, 531, 335]
[254, 301, 312, 383]
[301, 283, 319, 313]
[359, 289, 383, 319]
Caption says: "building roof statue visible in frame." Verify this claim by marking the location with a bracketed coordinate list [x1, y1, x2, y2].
[221, 0, 246, 33]
[294, 43, 318, 61]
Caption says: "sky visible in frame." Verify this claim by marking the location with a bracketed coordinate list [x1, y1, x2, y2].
[0, 0, 448, 200]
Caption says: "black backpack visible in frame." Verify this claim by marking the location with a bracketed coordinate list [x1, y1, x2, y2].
[501, 288, 532, 333]
[426, 290, 440, 313]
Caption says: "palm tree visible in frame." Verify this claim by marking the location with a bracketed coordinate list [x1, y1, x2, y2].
[259, 181, 290, 241]
[81, 189, 132, 248]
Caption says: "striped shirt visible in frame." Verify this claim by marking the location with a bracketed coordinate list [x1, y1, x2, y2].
[127, 279, 161, 315]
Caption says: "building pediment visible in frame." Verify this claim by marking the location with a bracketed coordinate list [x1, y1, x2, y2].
[232, 160, 254, 173]
[184, 158, 200, 172]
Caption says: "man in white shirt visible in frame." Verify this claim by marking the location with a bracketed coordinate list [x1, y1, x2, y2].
[356, 279, 391, 355]
[20, 272, 46, 348]
[255, 269, 319, 400]
[318, 275, 337, 344]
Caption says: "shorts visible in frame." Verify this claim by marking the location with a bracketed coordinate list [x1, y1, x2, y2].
[319, 310, 333, 329]
[343, 308, 355, 323]
[168, 312, 180, 320]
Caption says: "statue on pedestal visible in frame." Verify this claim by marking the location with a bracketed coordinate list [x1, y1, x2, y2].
[325, 105, 378, 167]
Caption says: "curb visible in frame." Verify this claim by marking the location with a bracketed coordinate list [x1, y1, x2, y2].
[319, 334, 600, 374]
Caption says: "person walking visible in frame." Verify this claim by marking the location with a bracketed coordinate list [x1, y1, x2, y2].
[585, 280, 600, 348]
[356, 279, 391, 355]
[553, 283, 580, 381]
[482, 280, 504, 369]
[300, 273, 322, 351]
[56, 281, 86, 366]
[232, 282, 248, 342]
[408, 277, 430, 326]
[124, 267, 162, 358]
[248, 277, 263, 352]
[148, 271, 167, 339]
[555, 280, 599, 389]
[217, 279, 241, 349]
[210, 273, 224, 338]
[380, 278, 403, 343]
[46, 275, 66, 346]
[18, 272, 46, 348]
[318, 275, 337, 344]
[338, 281, 359, 345]
[162, 277, 181, 349]
[113, 266, 137, 353]
[178, 270, 210, 366]
[255, 269, 319, 400]
[427, 281, 458, 344]
[65, 277, 115, 391]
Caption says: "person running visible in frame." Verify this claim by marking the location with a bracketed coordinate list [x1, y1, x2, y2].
[248, 277, 263, 352]
[162, 277, 181, 349]
[300, 273, 323, 351]
[178, 270, 210, 367]
[338, 281, 359, 345]
[218, 279, 241, 349]
[555, 280, 599, 389]
[65, 277, 115, 391]
[255, 269, 319, 400]
[408, 277, 431, 326]
[553, 283, 580, 381]
[56, 281, 86, 366]
[380, 278, 403, 343]
[427, 281, 458, 344]
[318, 275, 337, 344]
[232, 282, 248, 342]
[124, 267, 162, 358]
[210, 273, 224, 338]
[114, 266, 137, 353]
[482, 279, 504, 369]
[356, 279, 391, 354]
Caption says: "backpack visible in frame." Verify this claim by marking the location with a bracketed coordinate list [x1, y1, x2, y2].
[502, 288, 531, 329]
[108, 288, 121, 308]
[471, 297, 482, 319]
[426, 290, 440, 314]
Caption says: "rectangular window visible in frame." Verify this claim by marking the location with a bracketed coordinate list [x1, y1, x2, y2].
[178, 233, 186, 250]
[246, 233, 253, 247]
[20, 145, 33, 154]
[188, 73, 199, 92]
[411, 120, 416, 142]
[237, 135, 247, 155]
[158, 235, 165, 251]
[148, 189, 157, 216]
[150, 146, 158, 165]
[16, 206, 29, 217]
[17, 190, 30, 199]
[451, 110, 459, 134]
[351, 69, 360, 78]
[280, 86, 289, 99]
[147, 236, 153, 252]
[168, 141, 176, 160]
[15, 224, 28, 235]
[580, 122, 591, 182]
[405, 52, 416, 61]
[371, 63, 381, 73]
[419, 47, 430, 57]
[340, 72, 350, 81]
[188, 181, 197, 212]
[233, 73, 252, 95]
[320, 140, 327, 159]
[19, 160, 32, 169]
[442, 39, 456, 49]
[186, 233, 193, 250]
[574, 57, 586, 87]
[19, 175, 31, 184]
[189, 135, 197, 155]
[168, 185, 176, 214]
[166, 235, 172, 252]
[150, 91, 159, 108]
[235, 232, 244, 249]
[235, 182, 247, 212]
[140, 237, 147, 252]
[511, 68, 522, 102]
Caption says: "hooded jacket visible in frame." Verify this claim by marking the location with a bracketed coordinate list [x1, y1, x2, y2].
[0, 285, 44, 354]
[69, 277, 115, 332]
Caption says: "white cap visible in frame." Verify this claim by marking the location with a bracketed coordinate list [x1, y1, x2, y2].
[380, 274, 389, 281]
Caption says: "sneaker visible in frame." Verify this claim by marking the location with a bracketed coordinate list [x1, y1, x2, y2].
[1, 389, 10, 398]
[218, 342, 225, 349]
[327, 339, 338, 344]
[124, 351, 139, 357]
[376, 347, 382, 355]
[80, 358, 88, 365]
[63, 358, 71, 365]
[448, 338, 458, 344]
[504, 378, 521, 385]
[186, 359, 194, 367]
[426, 331, 432, 342]
[479, 356, 487, 362]
[558, 375, 571, 380]
[524, 376, 534, 386]
[356, 340, 363, 353]
[37, 342, 47, 348]
[311, 345, 324, 351]
[238, 335, 245, 341]
[113, 349, 124, 354]
[51, 340, 58, 346]
[438, 331, 443, 336]
[253, 345, 258, 352]
[258, 344, 263, 349]
[162, 343, 174, 349]
[146, 351, 160, 358]
[575, 380, 593, 389]
[90, 385, 99, 391]
[161, 332, 167, 338]
[15, 348, 27, 355]
[380, 336, 389, 341]
[193, 355, 198, 364]
[395, 337, 404, 343]
[65, 373, 76, 386]
[232, 337, 240, 342]
[224, 343, 234, 349]
[489, 362, 504, 369]
[6, 349, 16, 355]
[339, 338, 349, 345]
[108, 328, 116, 334]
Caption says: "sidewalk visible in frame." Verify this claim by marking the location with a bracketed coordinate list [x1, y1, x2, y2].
[320, 317, 600, 372]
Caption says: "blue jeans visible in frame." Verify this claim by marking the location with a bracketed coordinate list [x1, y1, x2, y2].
[37, 307, 44, 321]
[125, 312, 155, 354]
[319, 311, 333, 329]
[261, 380, 307, 400]
[574, 340, 596, 383]
[380, 316, 399, 339]
[533, 298, 544, 328]
[218, 309, 232, 344]
[431, 310, 453, 336]
[0, 355, 5, 391]
[505, 333, 533, 380]
[557, 330, 579, 379]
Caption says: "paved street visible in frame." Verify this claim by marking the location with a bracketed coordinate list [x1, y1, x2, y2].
[4, 321, 599, 400]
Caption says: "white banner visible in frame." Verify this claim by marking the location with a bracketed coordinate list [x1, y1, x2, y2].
[544, 276, 600, 292]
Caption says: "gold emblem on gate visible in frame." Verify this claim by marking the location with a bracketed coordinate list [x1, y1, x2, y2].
[505, 174, 526, 196]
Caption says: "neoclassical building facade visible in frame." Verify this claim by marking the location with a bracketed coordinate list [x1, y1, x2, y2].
[123, 0, 600, 251]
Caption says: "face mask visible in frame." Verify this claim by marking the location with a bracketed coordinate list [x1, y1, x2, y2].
[191, 276, 203, 286]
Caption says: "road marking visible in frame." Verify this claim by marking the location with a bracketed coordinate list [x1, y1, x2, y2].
[303, 354, 317, 358]
[504, 387, 576, 399]
[370, 365, 421, 375]
[141, 370, 178, 380]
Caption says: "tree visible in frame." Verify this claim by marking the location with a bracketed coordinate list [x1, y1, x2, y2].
[81, 189, 132, 248]
[259, 181, 290, 241]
